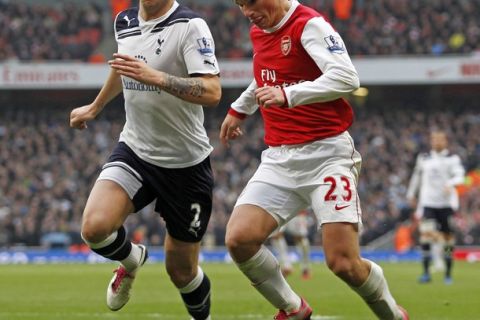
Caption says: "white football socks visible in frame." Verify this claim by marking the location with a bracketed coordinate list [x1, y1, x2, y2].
[352, 260, 402, 320]
[271, 236, 292, 270]
[119, 243, 142, 273]
[297, 237, 310, 271]
[236, 246, 301, 312]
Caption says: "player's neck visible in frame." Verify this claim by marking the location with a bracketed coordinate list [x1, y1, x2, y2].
[139, 0, 175, 21]
[268, 0, 293, 30]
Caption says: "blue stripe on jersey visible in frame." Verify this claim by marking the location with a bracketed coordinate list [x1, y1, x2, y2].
[116, 8, 140, 33]
[118, 30, 141, 40]
[151, 5, 201, 33]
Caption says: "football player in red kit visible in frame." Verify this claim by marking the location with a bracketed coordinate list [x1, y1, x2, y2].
[220, 0, 409, 319]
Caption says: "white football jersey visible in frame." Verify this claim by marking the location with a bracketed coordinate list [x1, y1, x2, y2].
[114, 2, 219, 168]
[407, 149, 465, 209]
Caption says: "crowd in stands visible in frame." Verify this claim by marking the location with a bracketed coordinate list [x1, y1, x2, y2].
[187, 0, 480, 58]
[0, 0, 479, 249]
[318, 0, 480, 56]
[0, 0, 103, 62]
[0, 0, 479, 62]
[0, 97, 479, 249]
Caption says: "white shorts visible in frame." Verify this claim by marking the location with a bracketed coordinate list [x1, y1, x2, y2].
[236, 131, 362, 228]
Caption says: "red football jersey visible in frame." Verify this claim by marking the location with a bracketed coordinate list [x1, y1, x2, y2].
[250, 4, 354, 146]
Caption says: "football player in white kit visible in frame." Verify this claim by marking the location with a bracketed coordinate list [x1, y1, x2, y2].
[220, 0, 408, 319]
[70, 1, 220, 319]
[270, 209, 312, 279]
[407, 130, 465, 285]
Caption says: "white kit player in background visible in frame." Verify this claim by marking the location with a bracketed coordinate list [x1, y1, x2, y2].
[407, 130, 465, 285]
[270, 209, 313, 279]
[70, 1, 220, 319]
[220, 0, 409, 319]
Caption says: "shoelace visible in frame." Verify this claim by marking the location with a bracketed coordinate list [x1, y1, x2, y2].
[112, 267, 133, 292]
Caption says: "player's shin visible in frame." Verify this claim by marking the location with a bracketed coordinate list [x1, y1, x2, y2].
[82, 225, 138, 269]
[444, 238, 455, 280]
[179, 266, 211, 320]
[297, 237, 311, 273]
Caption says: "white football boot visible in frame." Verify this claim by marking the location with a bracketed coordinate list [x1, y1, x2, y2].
[106, 244, 148, 311]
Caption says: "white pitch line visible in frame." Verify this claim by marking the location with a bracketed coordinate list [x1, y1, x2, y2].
[0, 312, 341, 319]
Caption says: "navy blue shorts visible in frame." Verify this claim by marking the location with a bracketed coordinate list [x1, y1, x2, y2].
[423, 207, 454, 234]
[102, 142, 213, 243]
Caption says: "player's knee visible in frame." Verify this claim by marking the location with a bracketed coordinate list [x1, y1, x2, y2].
[225, 230, 242, 252]
[166, 265, 197, 288]
[81, 214, 114, 243]
[326, 255, 356, 281]
[225, 228, 257, 252]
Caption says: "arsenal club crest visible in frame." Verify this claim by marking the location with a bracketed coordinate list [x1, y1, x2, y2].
[281, 36, 291, 56]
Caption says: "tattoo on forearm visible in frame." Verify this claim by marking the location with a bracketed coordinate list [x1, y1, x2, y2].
[163, 74, 206, 98]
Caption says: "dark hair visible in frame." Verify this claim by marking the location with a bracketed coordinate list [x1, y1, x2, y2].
[235, 0, 257, 6]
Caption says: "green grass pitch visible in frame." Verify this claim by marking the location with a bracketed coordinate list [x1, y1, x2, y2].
[0, 261, 478, 319]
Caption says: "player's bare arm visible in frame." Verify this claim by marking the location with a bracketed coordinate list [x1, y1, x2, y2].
[254, 86, 286, 108]
[220, 114, 244, 147]
[70, 68, 123, 130]
[162, 73, 220, 106]
[109, 53, 221, 107]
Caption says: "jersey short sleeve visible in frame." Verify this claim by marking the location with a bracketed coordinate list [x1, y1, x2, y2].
[182, 18, 220, 75]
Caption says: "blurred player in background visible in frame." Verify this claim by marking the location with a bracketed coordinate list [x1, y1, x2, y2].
[407, 130, 465, 285]
[70, 0, 220, 319]
[270, 210, 312, 279]
[220, 0, 408, 319]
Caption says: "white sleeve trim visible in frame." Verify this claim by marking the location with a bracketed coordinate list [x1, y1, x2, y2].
[231, 79, 260, 115]
[284, 17, 359, 108]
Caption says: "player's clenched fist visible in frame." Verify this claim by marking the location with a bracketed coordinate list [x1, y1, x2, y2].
[70, 104, 98, 130]
[254, 86, 286, 108]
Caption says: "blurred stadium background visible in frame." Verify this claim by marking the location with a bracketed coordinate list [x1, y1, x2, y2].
[1, 0, 480, 319]
[1, 0, 479, 266]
